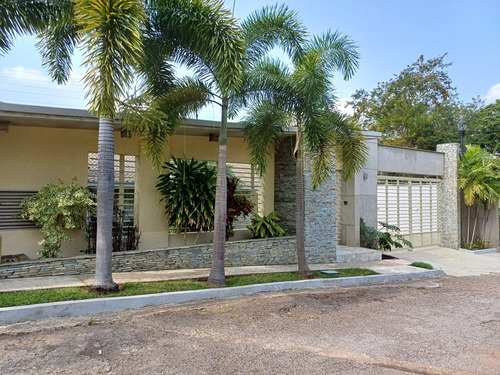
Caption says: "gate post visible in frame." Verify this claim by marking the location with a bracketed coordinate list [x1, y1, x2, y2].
[436, 143, 461, 249]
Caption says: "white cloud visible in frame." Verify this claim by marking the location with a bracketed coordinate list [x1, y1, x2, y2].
[483, 83, 500, 104]
[333, 98, 354, 116]
[0, 65, 86, 108]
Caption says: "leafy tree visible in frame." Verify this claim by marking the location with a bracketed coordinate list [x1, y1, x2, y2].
[125, 3, 305, 287]
[466, 100, 500, 154]
[19, 179, 96, 258]
[350, 54, 460, 150]
[244, 31, 367, 276]
[458, 145, 500, 247]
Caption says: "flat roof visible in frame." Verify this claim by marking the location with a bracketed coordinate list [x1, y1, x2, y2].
[0, 102, 247, 137]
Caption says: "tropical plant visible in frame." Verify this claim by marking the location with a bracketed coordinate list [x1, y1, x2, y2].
[123, 3, 306, 287]
[19, 179, 96, 258]
[248, 212, 287, 239]
[244, 31, 367, 276]
[225, 177, 253, 240]
[360, 218, 413, 251]
[156, 157, 217, 243]
[458, 144, 500, 248]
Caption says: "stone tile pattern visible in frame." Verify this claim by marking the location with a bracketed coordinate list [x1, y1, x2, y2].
[303, 154, 337, 262]
[274, 138, 296, 233]
[0, 237, 338, 279]
[437, 143, 460, 249]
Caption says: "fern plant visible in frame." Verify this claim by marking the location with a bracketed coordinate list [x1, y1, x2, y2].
[360, 218, 413, 251]
[248, 212, 287, 239]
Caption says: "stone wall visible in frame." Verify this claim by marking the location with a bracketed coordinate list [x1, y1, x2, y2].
[274, 137, 296, 233]
[0, 236, 337, 279]
[437, 143, 461, 249]
[303, 154, 337, 262]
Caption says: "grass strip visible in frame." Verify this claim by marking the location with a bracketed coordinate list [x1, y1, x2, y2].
[0, 268, 378, 308]
[410, 262, 433, 270]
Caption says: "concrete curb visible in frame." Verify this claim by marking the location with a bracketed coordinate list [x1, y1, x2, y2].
[458, 247, 499, 255]
[0, 269, 445, 325]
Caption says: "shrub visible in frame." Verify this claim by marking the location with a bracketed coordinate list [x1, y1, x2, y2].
[19, 179, 96, 258]
[248, 212, 287, 238]
[360, 218, 413, 251]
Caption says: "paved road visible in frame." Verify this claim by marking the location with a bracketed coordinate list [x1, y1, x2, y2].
[1, 274, 498, 375]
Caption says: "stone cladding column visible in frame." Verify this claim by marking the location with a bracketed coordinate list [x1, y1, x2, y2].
[274, 138, 296, 233]
[303, 154, 337, 262]
[437, 143, 461, 249]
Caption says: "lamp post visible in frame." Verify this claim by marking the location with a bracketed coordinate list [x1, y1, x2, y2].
[457, 118, 467, 155]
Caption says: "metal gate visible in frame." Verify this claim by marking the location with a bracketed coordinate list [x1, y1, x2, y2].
[377, 176, 441, 247]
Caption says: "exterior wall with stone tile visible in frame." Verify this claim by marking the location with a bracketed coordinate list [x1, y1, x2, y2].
[0, 237, 337, 279]
[274, 137, 296, 233]
[437, 143, 461, 249]
[303, 155, 337, 262]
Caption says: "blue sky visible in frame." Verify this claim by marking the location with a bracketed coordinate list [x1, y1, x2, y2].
[1, 0, 499, 118]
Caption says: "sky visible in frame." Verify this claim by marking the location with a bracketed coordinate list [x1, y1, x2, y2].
[0, 0, 499, 120]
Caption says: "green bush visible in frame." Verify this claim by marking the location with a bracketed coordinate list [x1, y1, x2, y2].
[360, 218, 413, 251]
[248, 212, 287, 238]
[19, 179, 96, 258]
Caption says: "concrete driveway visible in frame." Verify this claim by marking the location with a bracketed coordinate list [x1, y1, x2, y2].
[391, 246, 500, 276]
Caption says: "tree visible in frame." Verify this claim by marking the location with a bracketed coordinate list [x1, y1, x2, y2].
[4, 0, 146, 291]
[244, 31, 367, 276]
[126, 3, 305, 286]
[349, 54, 460, 150]
[466, 100, 500, 154]
[458, 145, 500, 248]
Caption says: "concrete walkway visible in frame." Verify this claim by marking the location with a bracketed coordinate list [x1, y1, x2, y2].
[391, 245, 500, 277]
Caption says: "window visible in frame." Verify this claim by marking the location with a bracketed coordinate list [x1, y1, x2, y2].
[0, 191, 38, 230]
[87, 153, 136, 226]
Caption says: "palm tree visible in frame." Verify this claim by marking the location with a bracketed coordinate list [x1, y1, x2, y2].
[458, 144, 500, 247]
[4, 0, 146, 291]
[127, 3, 306, 287]
[244, 31, 367, 276]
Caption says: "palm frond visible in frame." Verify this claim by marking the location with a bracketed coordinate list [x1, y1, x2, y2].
[242, 3, 307, 65]
[35, 1, 79, 84]
[75, 0, 146, 118]
[244, 102, 291, 175]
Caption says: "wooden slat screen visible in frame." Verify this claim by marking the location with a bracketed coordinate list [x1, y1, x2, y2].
[0, 191, 37, 230]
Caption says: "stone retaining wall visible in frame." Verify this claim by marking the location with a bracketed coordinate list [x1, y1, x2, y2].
[0, 237, 337, 279]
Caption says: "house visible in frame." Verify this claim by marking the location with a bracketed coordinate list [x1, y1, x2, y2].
[0, 102, 281, 259]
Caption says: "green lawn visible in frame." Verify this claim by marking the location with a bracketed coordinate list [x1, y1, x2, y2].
[0, 268, 378, 308]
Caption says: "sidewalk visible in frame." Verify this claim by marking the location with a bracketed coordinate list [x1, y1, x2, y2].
[391, 245, 500, 277]
[0, 258, 424, 293]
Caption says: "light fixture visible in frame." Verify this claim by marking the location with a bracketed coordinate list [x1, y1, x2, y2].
[457, 118, 467, 155]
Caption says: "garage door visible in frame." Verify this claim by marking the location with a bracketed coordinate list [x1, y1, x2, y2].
[377, 176, 441, 247]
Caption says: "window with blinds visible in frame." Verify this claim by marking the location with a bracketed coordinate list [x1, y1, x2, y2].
[87, 153, 136, 226]
[0, 191, 38, 230]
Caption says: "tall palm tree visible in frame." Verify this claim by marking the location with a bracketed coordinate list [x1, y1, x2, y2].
[244, 31, 367, 276]
[126, 2, 306, 287]
[3, 0, 146, 291]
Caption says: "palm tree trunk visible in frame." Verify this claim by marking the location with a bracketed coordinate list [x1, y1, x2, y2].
[207, 99, 228, 287]
[480, 202, 491, 244]
[470, 205, 480, 249]
[91, 117, 118, 292]
[294, 134, 311, 277]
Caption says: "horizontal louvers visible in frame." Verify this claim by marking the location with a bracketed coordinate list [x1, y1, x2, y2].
[0, 191, 37, 230]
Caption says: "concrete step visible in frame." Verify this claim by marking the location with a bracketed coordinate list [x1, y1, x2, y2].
[336, 246, 382, 263]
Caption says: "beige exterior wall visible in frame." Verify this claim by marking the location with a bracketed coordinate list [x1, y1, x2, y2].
[0, 125, 273, 259]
